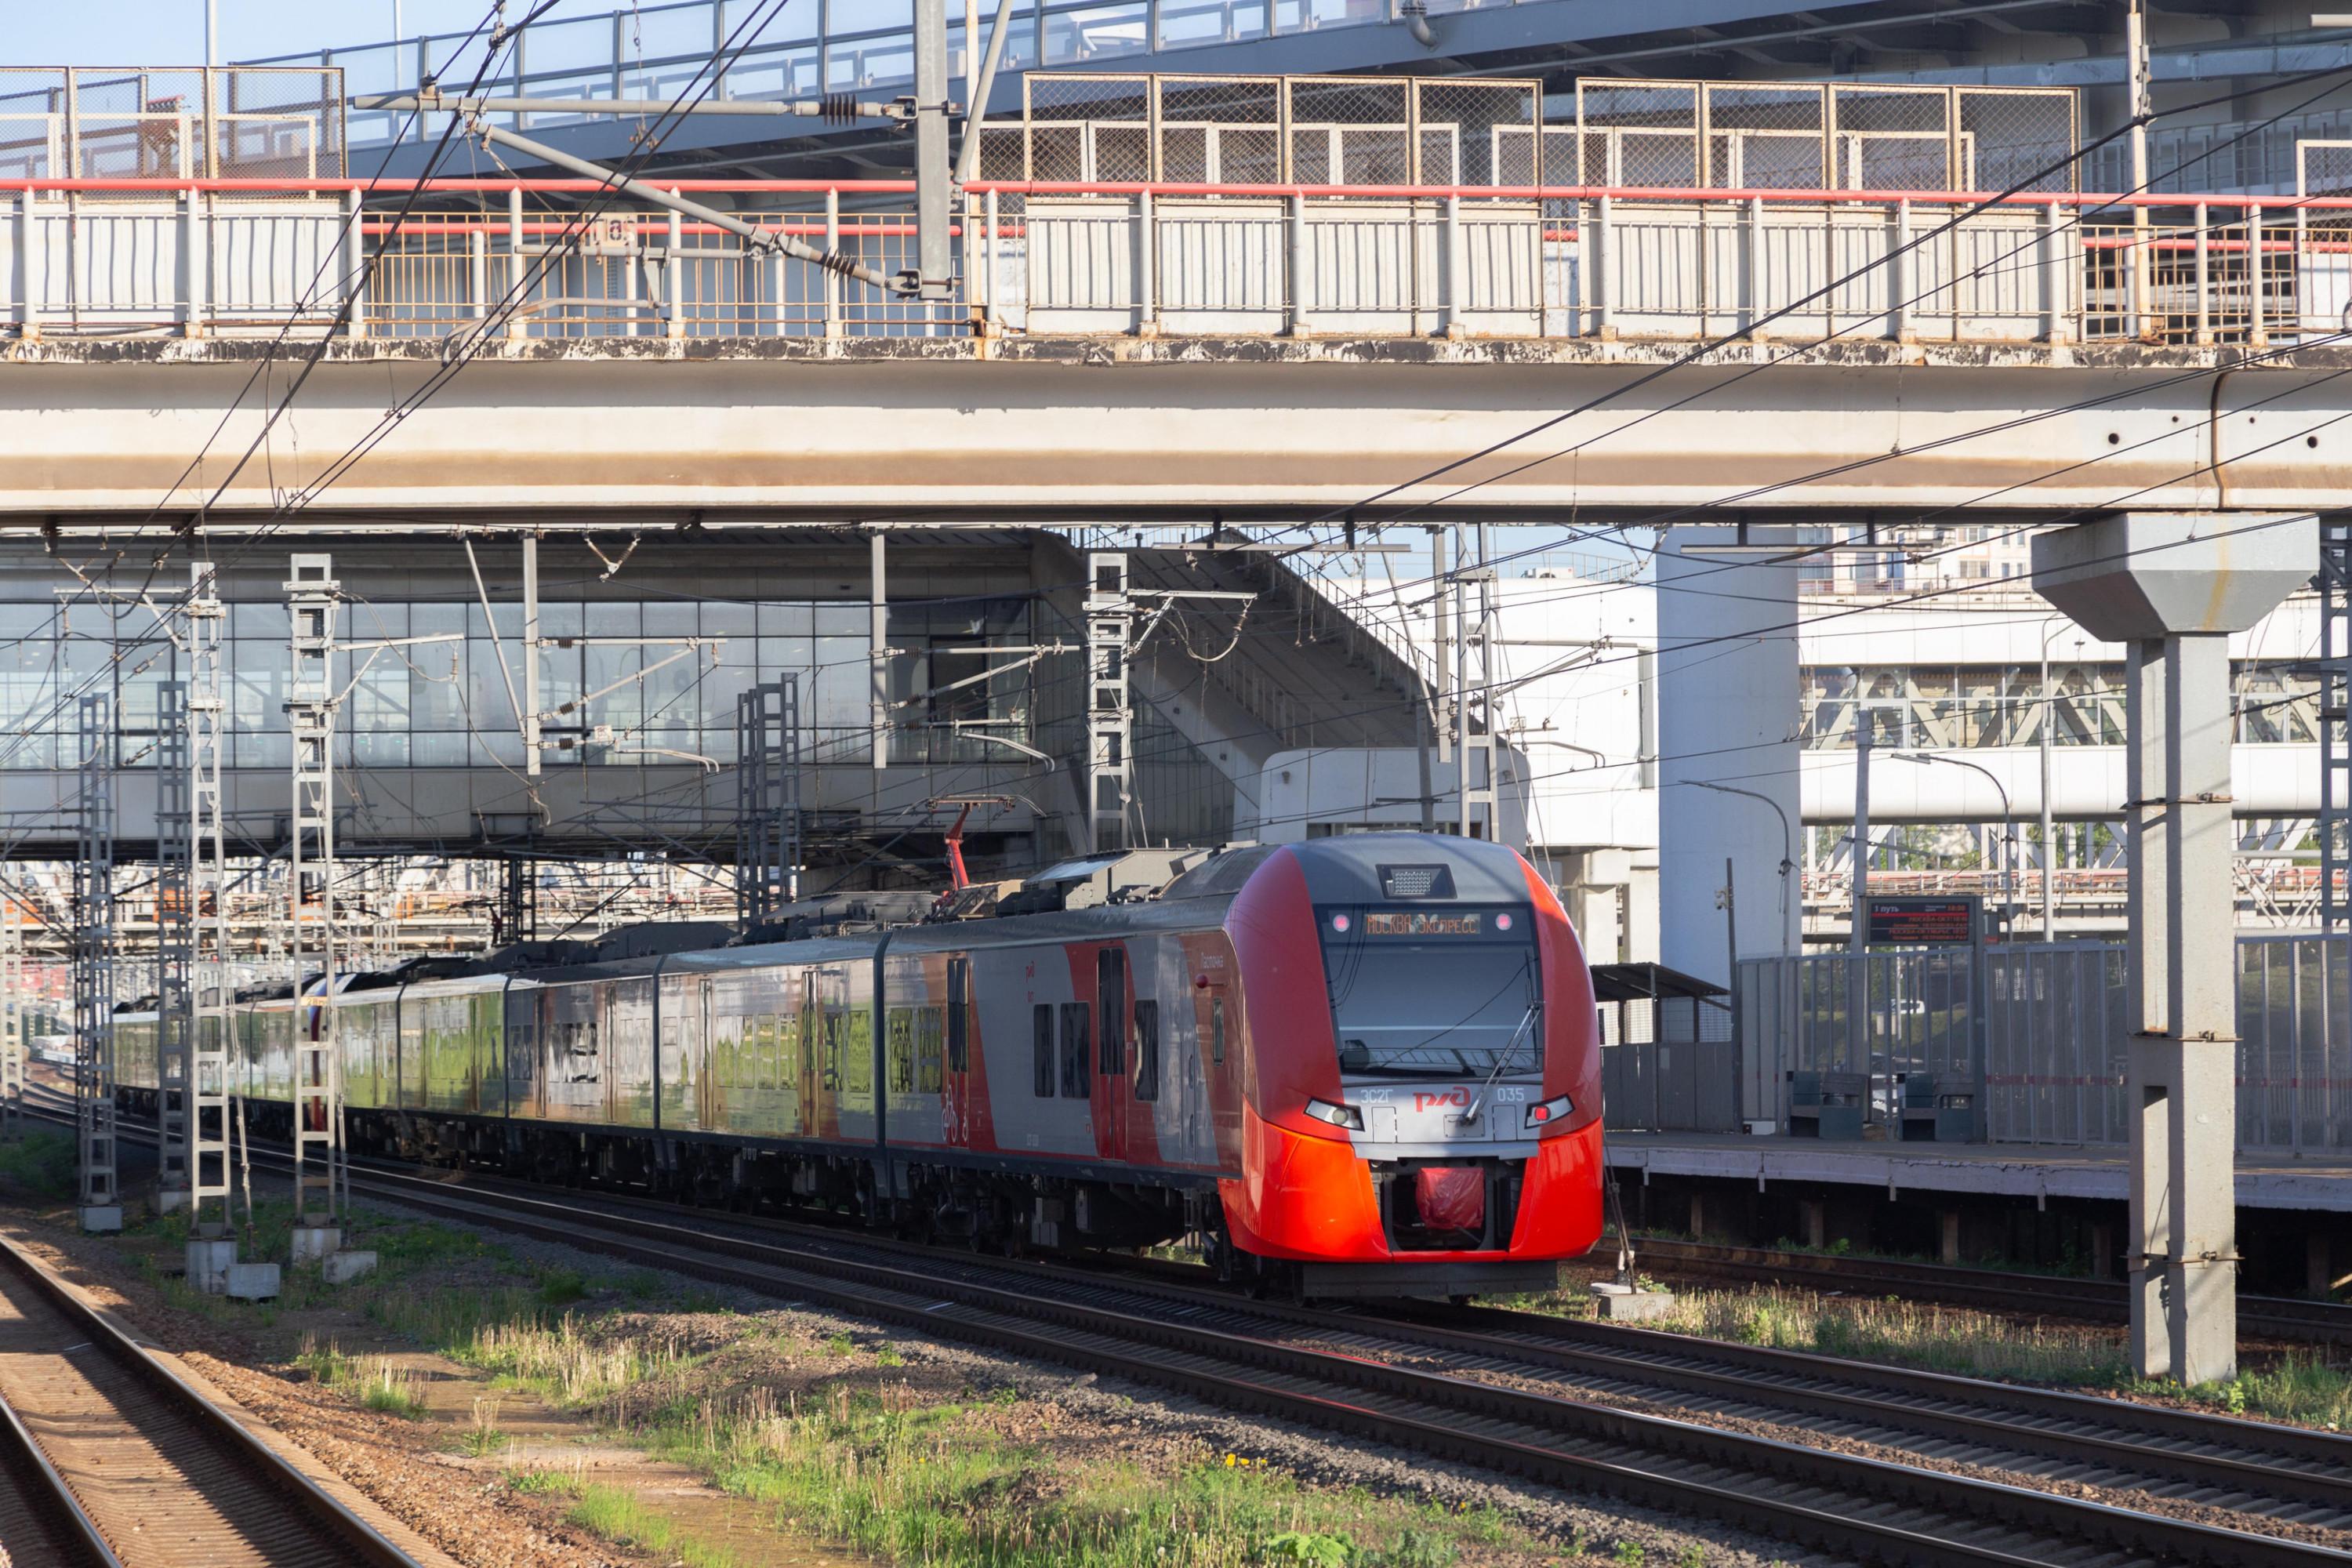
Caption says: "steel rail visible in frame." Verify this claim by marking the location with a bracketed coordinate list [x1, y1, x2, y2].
[374, 1156, 2352, 1517]
[0, 1225, 425, 1568]
[280, 1160, 2352, 1568]
[56, 1094, 2352, 1530]
[1629, 1236, 2352, 1348]
[50, 1096, 2352, 1556]
[0, 1365, 122, 1568]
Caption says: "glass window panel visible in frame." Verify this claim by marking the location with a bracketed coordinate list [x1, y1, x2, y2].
[540, 601, 584, 638]
[758, 601, 812, 637]
[229, 601, 291, 641]
[814, 601, 865, 637]
[0, 605, 51, 640]
[700, 601, 755, 635]
[644, 602, 698, 636]
[345, 599, 407, 639]
[411, 602, 466, 636]
[468, 637, 524, 731]
[412, 731, 468, 766]
[586, 602, 641, 637]
[467, 603, 524, 639]
[758, 636, 812, 681]
[586, 642, 644, 732]
[409, 641, 467, 731]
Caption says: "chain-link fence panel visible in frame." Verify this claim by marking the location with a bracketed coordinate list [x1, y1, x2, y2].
[1026, 72, 1151, 181]
[1958, 87, 2074, 194]
[2301, 142, 2352, 339]
[216, 67, 345, 180]
[1286, 75, 1410, 186]
[0, 71, 67, 181]
[1703, 83, 1825, 190]
[1412, 78, 1537, 187]
[1830, 84, 1951, 191]
[71, 68, 201, 183]
[0, 67, 343, 184]
[1156, 75, 1279, 183]
[1574, 81, 1698, 190]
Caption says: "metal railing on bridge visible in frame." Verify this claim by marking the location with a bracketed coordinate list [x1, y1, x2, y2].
[13, 173, 2352, 347]
[1725, 934, 2352, 1156]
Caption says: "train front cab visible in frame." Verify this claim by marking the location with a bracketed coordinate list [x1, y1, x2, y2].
[1218, 836, 1603, 1298]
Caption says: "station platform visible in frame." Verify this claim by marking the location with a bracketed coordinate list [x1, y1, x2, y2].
[1604, 1133, 2352, 1214]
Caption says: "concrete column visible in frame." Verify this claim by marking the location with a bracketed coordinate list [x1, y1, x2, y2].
[2305, 1241, 2343, 1298]
[2035, 510, 2314, 1385]
[1657, 531, 1802, 985]
[1798, 1197, 1827, 1250]
[1938, 1210, 1962, 1265]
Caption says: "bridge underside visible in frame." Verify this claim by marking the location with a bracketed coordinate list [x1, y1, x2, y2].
[9, 337, 2352, 524]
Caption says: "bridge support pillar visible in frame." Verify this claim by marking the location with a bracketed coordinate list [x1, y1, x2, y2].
[2034, 510, 2315, 1385]
[1657, 530, 1802, 987]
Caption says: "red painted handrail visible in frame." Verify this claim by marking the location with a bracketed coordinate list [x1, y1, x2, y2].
[5, 174, 2352, 209]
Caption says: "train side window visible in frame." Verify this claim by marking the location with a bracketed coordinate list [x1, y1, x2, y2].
[946, 958, 970, 1072]
[1059, 1004, 1091, 1099]
[1211, 997, 1225, 1065]
[1097, 949, 1125, 1076]
[1133, 1000, 1160, 1102]
[1032, 1004, 1053, 1098]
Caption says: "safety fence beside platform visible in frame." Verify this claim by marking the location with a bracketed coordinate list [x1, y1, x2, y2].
[9, 176, 2352, 347]
[1703, 934, 2352, 1155]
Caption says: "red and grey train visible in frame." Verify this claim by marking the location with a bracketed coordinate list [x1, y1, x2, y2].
[114, 833, 1603, 1297]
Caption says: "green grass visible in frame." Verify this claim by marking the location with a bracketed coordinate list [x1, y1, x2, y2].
[632, 1381, 1526, 1568]
[296, 1337, 430, 1419]
[2174, 1356, 2352, 1429]
[565, 1481, 747, 1568]
[1577, 1284, 2131, 1385]
[0, 1131, 76, 1199]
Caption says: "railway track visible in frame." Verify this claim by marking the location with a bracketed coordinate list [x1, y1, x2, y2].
[1629, 1236, 2352, 1346]
[256, 1153, 2352, 1566]
[0, 1222, 423, 1568]
[46, 1099, 2352, 1564]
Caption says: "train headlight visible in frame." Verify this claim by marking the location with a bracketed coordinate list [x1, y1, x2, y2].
[1303, 1098, 1363, 1131]
[1524, 1094, 1575, 1130]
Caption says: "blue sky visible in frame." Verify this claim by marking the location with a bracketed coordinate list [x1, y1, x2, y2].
[15, 2, 552, 67]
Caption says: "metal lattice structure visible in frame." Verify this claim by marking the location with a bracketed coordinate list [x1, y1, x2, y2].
[73, 693, 117, 1225]
[1086, 554, 1133, 854]
[500, 855, 539, 946]
[154, 678, 193, 1210]
[1454, 526, 1498, 843]
[0, 902, 21, 1143]
[2323, 517, 2351, 930]
[735, 677, 803, 928]
[285, 555, 345, 1235]
[187, 564, 234, 1230]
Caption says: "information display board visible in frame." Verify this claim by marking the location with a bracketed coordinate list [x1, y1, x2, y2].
[1864, 895, 1980, 946]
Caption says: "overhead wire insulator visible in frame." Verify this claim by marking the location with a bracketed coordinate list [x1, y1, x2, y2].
[822, 92, 859, 125]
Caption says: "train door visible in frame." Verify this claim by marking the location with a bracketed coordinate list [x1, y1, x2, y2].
[943, 956, 975, 1148]
[795, 969, 818, 1138]
[1095, 946, 1130, 1164]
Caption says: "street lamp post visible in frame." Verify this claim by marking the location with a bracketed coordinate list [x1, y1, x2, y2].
[2038, 618, 2082, 942]
[1686, 780, 1798, 956]
[1889, 752, 2017, 940]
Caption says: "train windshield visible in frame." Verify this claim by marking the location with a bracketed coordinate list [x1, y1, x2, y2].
[1318, 905, 1541, 1076]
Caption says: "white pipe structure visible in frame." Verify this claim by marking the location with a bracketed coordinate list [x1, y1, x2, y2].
[953, 0, 1020, 184]
[1796, 746, 2319, 822]
[356, 93, 909, 121]
[445, 116, 899, 292]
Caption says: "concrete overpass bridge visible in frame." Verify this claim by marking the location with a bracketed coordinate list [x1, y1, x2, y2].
[10, 158, 2352, 897]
